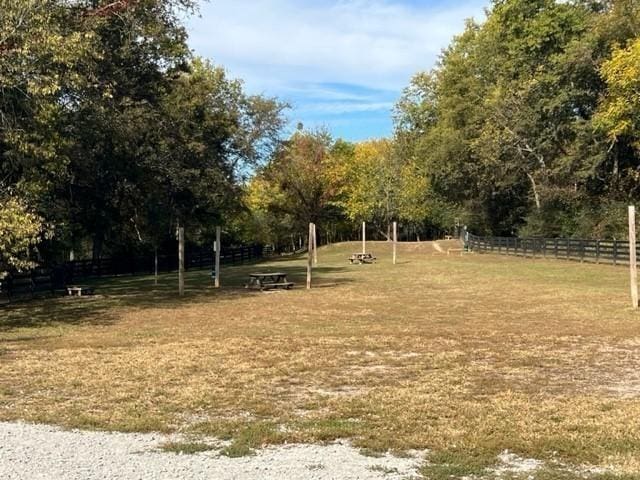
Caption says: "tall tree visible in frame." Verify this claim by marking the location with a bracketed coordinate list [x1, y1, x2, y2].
[396, 0, 640, 237]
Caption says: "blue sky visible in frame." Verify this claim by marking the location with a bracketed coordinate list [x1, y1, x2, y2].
[186, 0, 489, 141]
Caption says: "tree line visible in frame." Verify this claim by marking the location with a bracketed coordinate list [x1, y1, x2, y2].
[395, 0, 640, 238]
[235, 0, 640, 250]
[1, 0, 285, 274]
[3, 0, 640, 275]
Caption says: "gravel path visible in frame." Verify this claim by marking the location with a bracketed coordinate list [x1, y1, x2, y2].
[0, 422, 423, 480]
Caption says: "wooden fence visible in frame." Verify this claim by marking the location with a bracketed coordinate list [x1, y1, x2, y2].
[467, 233, 638, 265]
[0, 245, 263, 302]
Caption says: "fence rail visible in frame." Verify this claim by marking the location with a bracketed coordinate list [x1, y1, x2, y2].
[467, 233, 637, 265]
[0, 245, 263, 302]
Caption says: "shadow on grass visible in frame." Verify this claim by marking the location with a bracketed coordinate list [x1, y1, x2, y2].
[0, 262, 353, 332]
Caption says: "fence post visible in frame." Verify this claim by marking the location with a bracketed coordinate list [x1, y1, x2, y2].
[312, 223, 318, 265]
[362, 221, 366, 254]
[596, 240, 600, 264]
[580, 239, 585, 263]
[307, 223, 313, 289]
[178, 226, 185, 296]
[393, 221, 397, 265]
[566, 239, 570, 261]
[214, 226, 221, 289]
[630, 205, 638, 309]
[613, 240, 618, 266]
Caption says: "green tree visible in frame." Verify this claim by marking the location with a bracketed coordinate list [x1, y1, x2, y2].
[396, 0, 640, 237]
[0, 197, 46, 276]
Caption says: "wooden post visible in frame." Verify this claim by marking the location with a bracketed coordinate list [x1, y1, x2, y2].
[214, 226, 221, 288]
[178, 225, 185, 296]
[312, 223, 318, 265]
[307, 223, 313, 289]
[393, 221, 397, 265]
[154, 248, 158, 286]
[629, 206, 638, 309]
[362, 221, 366, 254]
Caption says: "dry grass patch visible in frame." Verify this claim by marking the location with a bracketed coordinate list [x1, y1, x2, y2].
[1, 242, 640, 478]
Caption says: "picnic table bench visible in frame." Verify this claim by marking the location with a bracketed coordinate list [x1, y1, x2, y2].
[66, 286, 95, 297]
[349, 253, 376, 264]
[246, 272, 294, 291]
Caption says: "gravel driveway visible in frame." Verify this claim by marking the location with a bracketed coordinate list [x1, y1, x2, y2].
[0, 422, 423, 479]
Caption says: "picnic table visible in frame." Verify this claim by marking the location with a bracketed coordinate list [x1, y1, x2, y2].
[246, 272, 294, 290]
[66, 286, 95, 297]
[349, 253, 376, 264]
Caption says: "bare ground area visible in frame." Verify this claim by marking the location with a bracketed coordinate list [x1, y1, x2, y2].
[1, 241, 640, 479]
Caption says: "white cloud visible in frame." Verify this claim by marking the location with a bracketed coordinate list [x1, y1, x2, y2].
[187, 0, 487, 92]
[185, 0, 488, 138]
[298, 101, 395, 115]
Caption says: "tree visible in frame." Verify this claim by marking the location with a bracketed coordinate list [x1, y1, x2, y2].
[263, 129, 338, 227]
[597, 38, 640, 147]
[395, 0, 640, 237]
[148, 58, 286, 246]
[0, 197, 46, 277]
[335, 139, 401, 238]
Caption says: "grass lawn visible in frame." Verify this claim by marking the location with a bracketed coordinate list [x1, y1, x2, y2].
[1, 241, 640, 479]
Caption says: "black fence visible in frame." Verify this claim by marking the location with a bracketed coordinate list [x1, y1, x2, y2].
[467, 233, 638, 265]
[0, 244, 263, 302]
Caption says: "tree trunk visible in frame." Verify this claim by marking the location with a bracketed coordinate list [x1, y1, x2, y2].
[92, 233, 103, 261]
[526, 172, 542, 211]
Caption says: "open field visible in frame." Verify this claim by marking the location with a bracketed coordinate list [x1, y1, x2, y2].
[1, 241, 640, 479]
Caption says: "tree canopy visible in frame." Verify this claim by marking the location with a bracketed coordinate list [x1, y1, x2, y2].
[395, 0, 640, 238]
[0, 0, 286, 271]
[4, 0, 640, 274]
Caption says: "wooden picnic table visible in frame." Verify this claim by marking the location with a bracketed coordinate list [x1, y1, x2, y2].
[66, 286, 95, 297]
[349, 253, 376, 264]
[247, 272, 294, 290]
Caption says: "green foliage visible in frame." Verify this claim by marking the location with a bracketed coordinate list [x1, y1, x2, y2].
[243, 129, 343, 248]
[395, 0, 640, 237]
[0, 197, 46, 276]
[1, 0, 286, 262]
[597, 38, 640, 144]
[160, 441, 215, 454]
